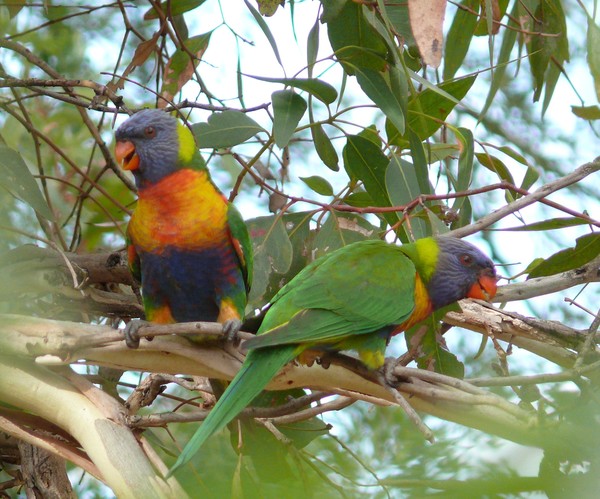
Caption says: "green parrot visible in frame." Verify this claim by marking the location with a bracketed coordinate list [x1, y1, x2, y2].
[169, 236, 498, 474]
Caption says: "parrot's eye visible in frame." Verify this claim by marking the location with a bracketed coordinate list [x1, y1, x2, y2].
[459, 254, 474, 266]
[144, 126, 156, 138]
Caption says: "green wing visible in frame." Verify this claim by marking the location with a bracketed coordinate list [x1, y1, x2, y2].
[248, 239, 417, 348]
[227, 202, 253, 292]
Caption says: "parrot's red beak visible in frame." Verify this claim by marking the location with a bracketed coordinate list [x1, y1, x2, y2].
[115, 140, 139, 171]
[467, 271, 498, 301]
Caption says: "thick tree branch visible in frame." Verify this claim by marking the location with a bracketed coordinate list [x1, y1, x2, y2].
[0, 313, 596, 456]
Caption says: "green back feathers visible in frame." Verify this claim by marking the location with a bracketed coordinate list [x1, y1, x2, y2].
[247, 239, 418, 350]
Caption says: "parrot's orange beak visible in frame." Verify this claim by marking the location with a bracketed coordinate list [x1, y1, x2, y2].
[467, 271, 498, 301]
[115, 140, 140, 171]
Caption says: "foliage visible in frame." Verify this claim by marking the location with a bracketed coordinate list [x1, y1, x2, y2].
[0, 0, 599, 497]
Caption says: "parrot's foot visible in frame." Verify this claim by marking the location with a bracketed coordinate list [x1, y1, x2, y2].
[381, 356, 402, 386]
[123, 319, 150, 349]
[222, 319, 243, 345]
[377, 358, 435, 443]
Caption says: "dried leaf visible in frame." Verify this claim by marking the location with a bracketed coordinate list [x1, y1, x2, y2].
[408, 0, 447, 68]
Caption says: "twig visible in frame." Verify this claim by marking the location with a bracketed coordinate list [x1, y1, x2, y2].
[449, 157, 600, 237]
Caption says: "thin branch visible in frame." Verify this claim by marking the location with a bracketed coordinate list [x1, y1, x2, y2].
[449, 157, 600, 237]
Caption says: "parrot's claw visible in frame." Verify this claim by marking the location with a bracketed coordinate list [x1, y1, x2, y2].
[222, 319, 243, 345]
[381, 356, 401, 387]
[123, 319, 150, 349]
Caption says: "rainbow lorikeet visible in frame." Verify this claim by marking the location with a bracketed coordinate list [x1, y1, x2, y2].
[169, 236, 497, 474]
[114, 109, 252, 346]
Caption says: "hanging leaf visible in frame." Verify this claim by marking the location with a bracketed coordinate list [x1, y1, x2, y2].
[160, 32, 212, 103]
[311, 124, 339, 171]
[386, 153, 429, 239]
[192, 111, 264, 149]
[256, 0, 284, 17]
[450, 127, 474, 211]
[405, 304, 465, 378]
[587, 16, 600, 101]
[244, 0, 283, 67]
[343, 135, 397, 228]
[408, 0, 447, 68]
[307, 17, 320, 76]
[387, 75, 476, 145]
[443, 0, 479, 79]
[0, 145, 53, 220]
[354, 67, 405, 135]
[272, 90, 307, 148]
[322, 0, 388, 74]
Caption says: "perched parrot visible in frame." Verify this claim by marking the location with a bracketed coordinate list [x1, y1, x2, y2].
[114, 109, 252, 346]
[169, 236, 497, 474]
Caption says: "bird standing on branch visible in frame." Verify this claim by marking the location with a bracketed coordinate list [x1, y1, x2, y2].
[169, 236, 497, 474]
[114, 109, 252, 347]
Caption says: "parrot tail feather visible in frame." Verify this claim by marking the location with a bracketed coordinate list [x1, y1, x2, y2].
[168, 345, 298, 476]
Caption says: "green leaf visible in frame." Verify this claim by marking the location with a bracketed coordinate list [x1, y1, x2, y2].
[423, 143, 460, 163]
[475, 152, 516, 202]
[527, 0, 569, 105]
[272, 90, 307, 148]
[405, 305, 465, 378]
[388, 75, 476, 144]
[192, 111, 264, 148]
[249, 76, 337, 105]
[386, 153, 429, 239]
[354, 67, 405, 135]
[587, 16, 600, 101]
[343, 135, 398, 227]
[407, 129, 431, 195]
[246, 212, 314, 307]
[307, 17, 320, 77]
[334, 46, 389, 72]
[343, 191, 374, 208]
[572, 105, 600, 120]
[247, 217, 293, 306]
[451, 127, 474, 211]
[311, 124, 339, 171]
[0, 145, 53, 219]
[322, 0, 388, 74]
[496, 217, 591, 232]
[496, 145, 539, 193]
[384, 2, 416, 49]
[244, 0, 283, 67]
[313, 212, 379, 258]
[480, 0, 519, 117]
[143, 0, 207, 19]
[528, 233, 600, 279]
[299, 176, 334, 196]
[443, 0, 479, 80]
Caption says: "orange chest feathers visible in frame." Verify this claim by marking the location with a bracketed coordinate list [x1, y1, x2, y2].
[128, 169, 229, 252]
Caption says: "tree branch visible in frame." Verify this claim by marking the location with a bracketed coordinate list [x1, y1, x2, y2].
[449, 156, 600, 237]
[0, 313, 595, 455]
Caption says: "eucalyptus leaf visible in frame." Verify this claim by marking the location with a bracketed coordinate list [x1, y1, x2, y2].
[192, 111, 264, 148]
[528, 233, 600, 279]
[0, 145, 53, 219]
[272, 90, 307, 148]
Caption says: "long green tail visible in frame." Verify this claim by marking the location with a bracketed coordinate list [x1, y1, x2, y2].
[168, 345, 298, 476]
